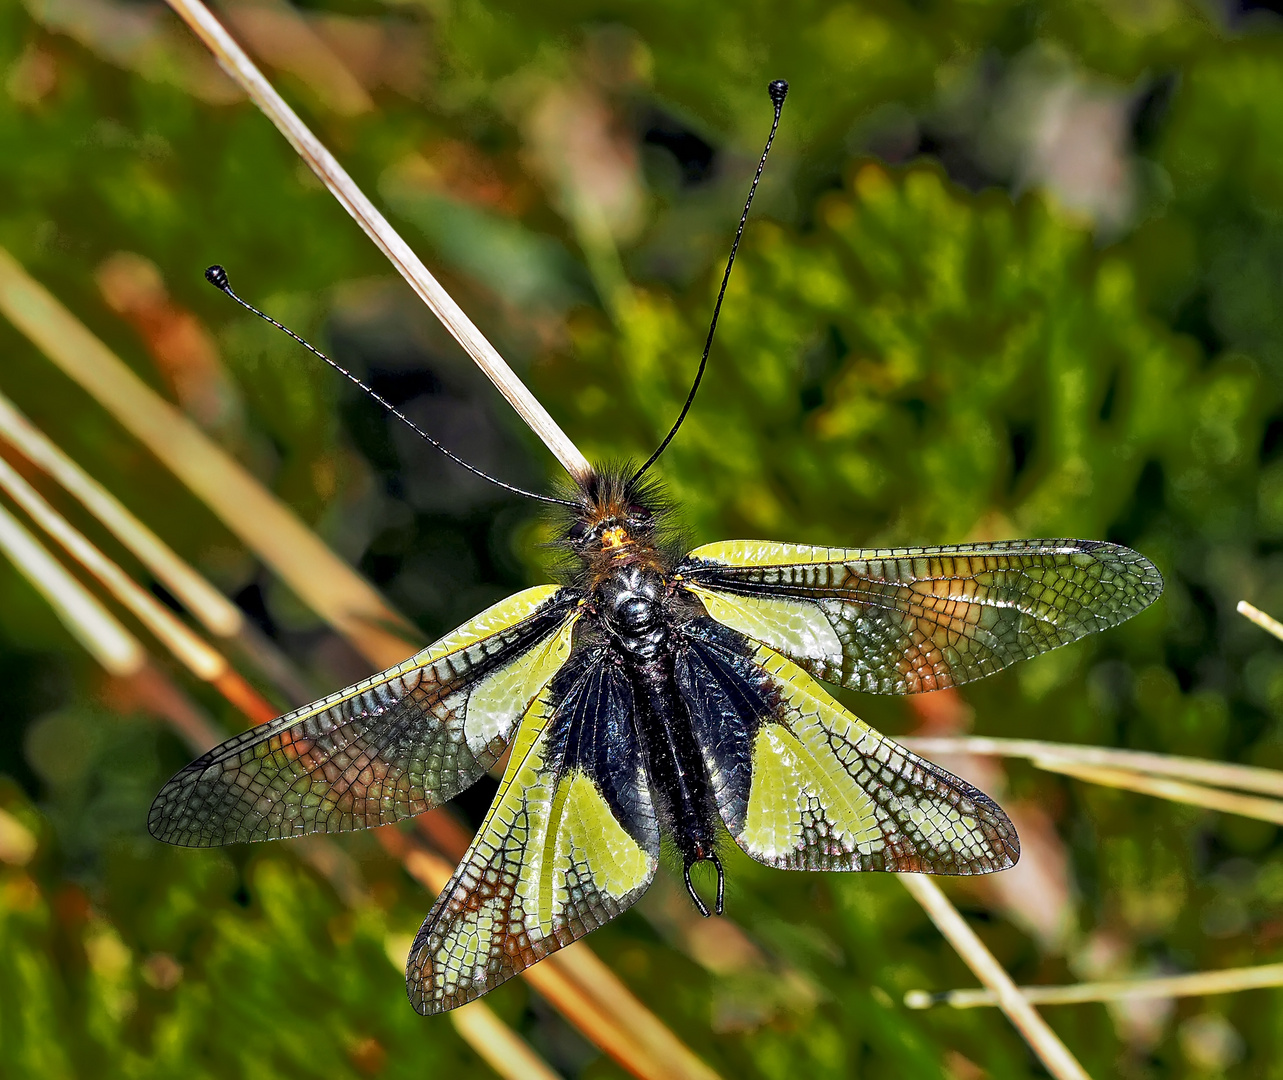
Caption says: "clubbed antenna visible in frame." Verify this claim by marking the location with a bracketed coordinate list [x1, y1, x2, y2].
[631, 79, 789, 484]
[204, 266, 575, 507]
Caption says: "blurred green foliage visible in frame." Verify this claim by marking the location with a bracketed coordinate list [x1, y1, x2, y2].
[6, 0, 1283, 1077]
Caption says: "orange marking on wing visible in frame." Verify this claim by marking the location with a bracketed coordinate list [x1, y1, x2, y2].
[898, 622, 957, 692]
[275, 728, 310, 763]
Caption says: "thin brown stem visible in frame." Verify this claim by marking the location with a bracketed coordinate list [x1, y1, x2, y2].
[380, 828, 723, 1080]
[901, 736, 1283, 798]
[0, 498, 144, 676]
[450, 1002, 565, 1080]
[0, 388, 244, 638]
[0, 247, 419, 670]
[905, 962, 1283, 1010]
[1035, 760, 1283, 824]
[164, 0, 591, 484]
[0, 457, 231, 684]
[899, 875, 1091, 1080]
[1239, 600, 1283, 642]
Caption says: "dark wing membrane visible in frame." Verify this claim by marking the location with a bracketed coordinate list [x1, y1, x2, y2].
[407, 642, 659, 1014]
[149, 586, 581, 847]
[675, 539, 1162, 694]
[676, 618, 1018, 874]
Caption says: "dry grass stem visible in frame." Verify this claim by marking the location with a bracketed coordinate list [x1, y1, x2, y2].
[0, 387, 319, 705]
[1239, 600, 1283, 642]
[905, 962, 1283, 1010]
[899, 875, 1091, 1080]
[449, 1001, 565, 1080]
[901, 736, 1283, 798]
[0, 499, 144, 675]
[163, 0, 592, 483]
[380, 828, 723, 1080]
[904, 735, 1283, 822]
[1034, 760, 1283, 824]
[0, 246, 419, 669]
[0, 388, 244, 637]
[0, 420, 276, 719]
[0, 386, 313, 703]
[0, 455, 242, 684]
[526, 945, 724, 1080]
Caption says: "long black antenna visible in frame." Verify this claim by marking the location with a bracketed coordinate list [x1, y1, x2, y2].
[204, 266, 575, 507]
[631, 79, 789, 484]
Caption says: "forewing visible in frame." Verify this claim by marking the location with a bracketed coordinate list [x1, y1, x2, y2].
[677, 539, 1162, 694]
[676, 618, 1018, 874]
[149, 585, 581, 846]
[407, 643, 659, 1014]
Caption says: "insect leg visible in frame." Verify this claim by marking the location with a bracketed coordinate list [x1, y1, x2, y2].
[683, 854, 726, 918]
[683, 858, 711, 918]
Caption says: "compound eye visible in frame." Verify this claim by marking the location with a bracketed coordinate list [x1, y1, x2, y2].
[568, 520, 590, 543]
[626, 504, 654, 527]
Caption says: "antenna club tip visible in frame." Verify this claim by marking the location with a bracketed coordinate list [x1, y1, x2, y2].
[204, 264, 229, 291]
[768, 79, 788, 106]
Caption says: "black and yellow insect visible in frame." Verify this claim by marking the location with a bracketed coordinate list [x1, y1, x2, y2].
[149, 82, 1163, 1015]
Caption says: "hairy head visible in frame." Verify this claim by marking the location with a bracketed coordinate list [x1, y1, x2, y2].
[552, 465, 677, 580]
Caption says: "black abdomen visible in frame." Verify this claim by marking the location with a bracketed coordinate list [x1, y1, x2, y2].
[600, 565, 723, 913]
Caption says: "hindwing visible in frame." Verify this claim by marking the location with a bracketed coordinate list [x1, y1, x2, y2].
[149, 586, 581, 846]
[407, 641, 659, 1015]
[677, 539, 1162, 694]
[676, 619, 1018, 874]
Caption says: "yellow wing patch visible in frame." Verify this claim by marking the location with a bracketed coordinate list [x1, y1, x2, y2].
[463, 608, 577, 755]
[407, 663, 658, 1015]
[679, 539, 1163, 695]
[686, 539, 856, 566]
[742, 724, 882, 860]
[149, 585, 579, 846]
[545, 772, 655, 928]
[291, 584, 567, 729]
[685, 583, 844, 672]
[733, 643, 1019, 874]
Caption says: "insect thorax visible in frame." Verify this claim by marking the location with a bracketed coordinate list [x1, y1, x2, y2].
[598, 563, 668, 661]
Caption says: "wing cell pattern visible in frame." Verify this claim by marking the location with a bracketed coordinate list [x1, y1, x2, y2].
[677, 619, 1018, 874]
[149, 586, 580, 846]
[407, 645, 659, 1014]
[679, 539, 1162, 694]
